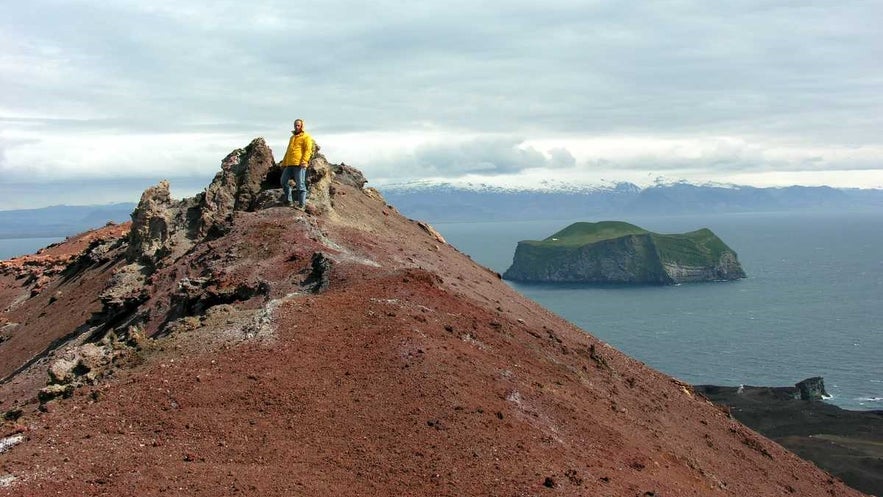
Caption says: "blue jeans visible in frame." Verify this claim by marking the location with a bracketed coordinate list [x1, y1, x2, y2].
[281, 166, 307, 205]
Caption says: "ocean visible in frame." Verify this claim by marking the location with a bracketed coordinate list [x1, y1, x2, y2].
[434, 211, 883, 411]
[0, 237, 65, 260]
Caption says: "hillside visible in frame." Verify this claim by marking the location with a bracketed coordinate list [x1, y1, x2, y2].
[0, 139, 865, 496]
[504, 221, 746, 284]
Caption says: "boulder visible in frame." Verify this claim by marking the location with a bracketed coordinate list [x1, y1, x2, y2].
[304, 153, 335, 213]
[331, 162, 368, 189]
[47, 343, 113, 385]
[796, 377, 828, 401]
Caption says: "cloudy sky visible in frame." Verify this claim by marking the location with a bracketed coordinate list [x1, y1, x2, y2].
[1, 0, 882, 209]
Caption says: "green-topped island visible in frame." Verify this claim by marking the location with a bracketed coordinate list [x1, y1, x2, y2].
[503, 221, 746, 284]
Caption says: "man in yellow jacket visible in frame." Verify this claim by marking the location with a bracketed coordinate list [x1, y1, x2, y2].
[280, 118, 314, 209]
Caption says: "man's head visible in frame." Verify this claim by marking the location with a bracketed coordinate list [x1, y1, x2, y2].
[293, 119, 304, 133]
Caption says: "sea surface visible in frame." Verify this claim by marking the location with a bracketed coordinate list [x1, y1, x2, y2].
[0, 237, 65, 260]
[434, 211, 883, 411]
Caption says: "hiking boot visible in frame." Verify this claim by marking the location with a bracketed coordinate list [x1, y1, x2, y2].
[287, 200, 295, 207]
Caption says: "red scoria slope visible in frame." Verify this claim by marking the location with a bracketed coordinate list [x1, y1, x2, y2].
[0, 141, 867, 496]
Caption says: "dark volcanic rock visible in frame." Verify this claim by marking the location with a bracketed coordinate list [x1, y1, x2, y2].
[303, 252, 333, 293]
[796, 376, 828, 401]
[695, 378, 883, 496]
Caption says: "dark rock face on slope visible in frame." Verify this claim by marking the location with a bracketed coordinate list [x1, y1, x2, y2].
[0, 141, 866, 497]
[504, 221, 746, 285]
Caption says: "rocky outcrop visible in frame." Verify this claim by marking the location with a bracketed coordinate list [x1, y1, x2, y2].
[95, 263, 149, 327]
[126, 181, 203, 265]
[796, 376, 829, 401]
[111, 139, 349, 342]
[1, 137, 350, 410]
[126, 180, 175, 264]
[331, 162, 368, 189]
[503, 222, 746, 284]
[302, 153, 335, 214]
[130, 137, 338, 266]
[198, 138, 276, 237]
[40, 343, 112, 402]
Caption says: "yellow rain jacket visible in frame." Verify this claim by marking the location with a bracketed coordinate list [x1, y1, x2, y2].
[281, 125, 314, 167]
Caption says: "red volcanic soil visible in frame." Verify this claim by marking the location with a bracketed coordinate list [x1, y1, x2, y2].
[0, 167, 868, 496]
[0, 223, 132, 404]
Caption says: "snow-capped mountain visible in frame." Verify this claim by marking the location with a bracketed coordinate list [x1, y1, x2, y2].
[378, 180, 883, 223]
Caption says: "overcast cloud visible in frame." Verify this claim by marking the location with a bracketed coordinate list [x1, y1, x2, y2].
[1, 0, 882, 209]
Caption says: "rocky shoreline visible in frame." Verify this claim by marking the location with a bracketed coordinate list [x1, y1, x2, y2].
[695, 377, 883, 496]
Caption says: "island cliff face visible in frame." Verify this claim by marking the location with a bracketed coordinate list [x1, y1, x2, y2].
[0, 142, 860, 497]
[504, 221, 746, 284]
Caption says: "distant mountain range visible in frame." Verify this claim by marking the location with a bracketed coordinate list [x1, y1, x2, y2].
[2, 181, 882, 239]
[378, 181, 883, 222]
[0, 203, 136, 238]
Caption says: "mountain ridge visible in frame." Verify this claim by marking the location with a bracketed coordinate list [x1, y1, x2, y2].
[380, 181, 883, 222]
[2, 181, 882, 239]
[0, 138, 868, 496]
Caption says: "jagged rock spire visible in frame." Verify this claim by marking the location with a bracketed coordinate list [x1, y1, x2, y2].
[126, 180, 174, 264]
[198, 137, 276, 237]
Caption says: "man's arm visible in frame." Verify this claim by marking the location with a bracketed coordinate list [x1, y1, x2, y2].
[301, 134, 314, 166]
